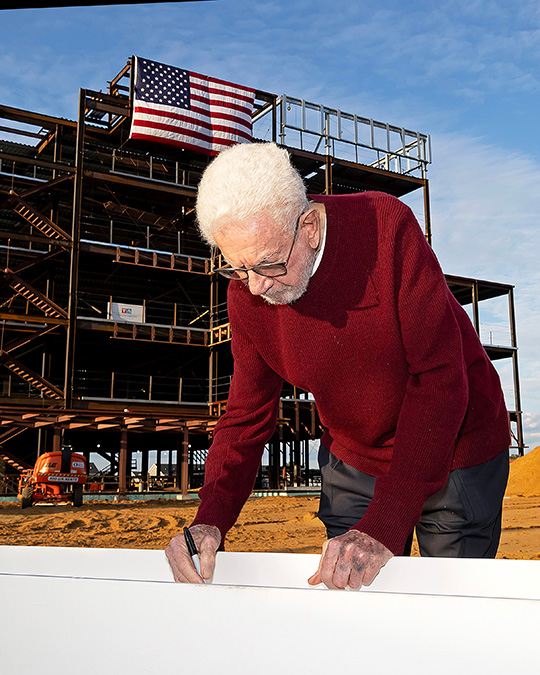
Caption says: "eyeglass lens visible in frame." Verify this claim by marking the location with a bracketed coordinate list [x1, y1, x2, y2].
[218, 263, 287, 280]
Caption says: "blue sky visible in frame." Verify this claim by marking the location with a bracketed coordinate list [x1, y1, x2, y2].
[1, 0, 539, 450]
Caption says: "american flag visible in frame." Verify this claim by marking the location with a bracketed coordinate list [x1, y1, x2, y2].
[130, 56, 256, 155]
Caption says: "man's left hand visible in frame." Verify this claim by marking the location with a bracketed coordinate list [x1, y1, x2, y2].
[307, 530, 393, 590]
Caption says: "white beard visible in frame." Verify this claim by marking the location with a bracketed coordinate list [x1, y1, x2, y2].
[260, 246, 317, 305]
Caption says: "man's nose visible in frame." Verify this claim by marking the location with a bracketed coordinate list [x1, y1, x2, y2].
[247, 271, 273, 296]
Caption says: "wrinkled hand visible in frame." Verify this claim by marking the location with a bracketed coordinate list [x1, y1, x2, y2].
[308, 530, 393, 590]
[165, 524, 221, 583]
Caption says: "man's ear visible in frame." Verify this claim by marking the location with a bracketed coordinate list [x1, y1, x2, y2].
[301, 208, 323, 250]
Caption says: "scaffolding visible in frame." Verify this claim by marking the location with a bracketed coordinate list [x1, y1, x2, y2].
[0, 57, 524, 497]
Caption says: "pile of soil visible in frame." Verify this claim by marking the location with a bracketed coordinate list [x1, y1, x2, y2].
[506, 446, 540, 497]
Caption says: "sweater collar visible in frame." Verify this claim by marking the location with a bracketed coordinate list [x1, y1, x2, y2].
[300, 193, 379, 309]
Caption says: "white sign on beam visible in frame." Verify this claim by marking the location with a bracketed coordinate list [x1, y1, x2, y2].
[107, 301, 144, 323]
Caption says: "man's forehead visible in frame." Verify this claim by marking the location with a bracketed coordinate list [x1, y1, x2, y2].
[215, 221, 286, 264]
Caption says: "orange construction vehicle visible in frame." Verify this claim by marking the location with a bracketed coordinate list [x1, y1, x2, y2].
[18, 446, 88, 508]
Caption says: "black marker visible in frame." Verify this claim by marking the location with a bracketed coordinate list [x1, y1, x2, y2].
[183, 526, 204, 581]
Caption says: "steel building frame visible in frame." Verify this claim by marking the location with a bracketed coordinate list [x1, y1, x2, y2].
[0, 57, 524, 499]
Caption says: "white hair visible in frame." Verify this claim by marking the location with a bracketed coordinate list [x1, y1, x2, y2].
[195, 142, 309, 246]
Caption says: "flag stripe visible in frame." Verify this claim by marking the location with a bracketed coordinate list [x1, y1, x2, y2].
[190, 94, 254, 117]
[129, 56, 255, 155]
[134, 106, 251, 132]
[133, 104, 253, 133]
[130, 130, 241, 155]
[190, 80, 255, 106]
[189, 106, 252, 129]
[131, 116, 253, 143]
[190, 71, 255, 96]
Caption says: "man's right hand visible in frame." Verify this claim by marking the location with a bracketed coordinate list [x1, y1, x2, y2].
[307, 530, 393, 590]
[165, 524, 221, 583]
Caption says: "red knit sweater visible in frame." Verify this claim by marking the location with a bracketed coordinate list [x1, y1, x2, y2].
[193, 192, 510, 555]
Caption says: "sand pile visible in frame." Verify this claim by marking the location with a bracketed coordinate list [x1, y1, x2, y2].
[506, 446, 540, 497]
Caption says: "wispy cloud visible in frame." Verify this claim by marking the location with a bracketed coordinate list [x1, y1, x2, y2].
[0, 1, 538, 450]
[523, 412, 540, 451]
[417, 131, 540, 449]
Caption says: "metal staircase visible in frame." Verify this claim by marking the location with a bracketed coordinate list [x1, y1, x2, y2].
[0, 425, 31, 493]
[0, 427, 31, 472]
[9, 190, 72, 244]
[0, 350, 64, 400]
[2, 269, 68, 319]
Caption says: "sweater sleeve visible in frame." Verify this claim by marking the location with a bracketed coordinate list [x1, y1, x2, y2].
[351, 198, 469, 554]
[191, 286, 283, 543]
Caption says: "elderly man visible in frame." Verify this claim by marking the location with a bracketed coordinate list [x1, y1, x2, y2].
[166, 142, 510, 589]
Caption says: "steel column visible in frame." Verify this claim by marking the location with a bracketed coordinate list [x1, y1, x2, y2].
[508, 287, 524, 455]
[423, 180, 432, 246]
[471, 281, 481, 334]
[180, 426, 189, 496]
[64, 88, 85, 406]
[119, 429, 128, 494]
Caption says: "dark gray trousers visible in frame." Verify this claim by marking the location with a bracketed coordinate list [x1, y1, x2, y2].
[317, 443, 509, 557]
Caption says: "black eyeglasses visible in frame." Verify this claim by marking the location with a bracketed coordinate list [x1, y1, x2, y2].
[215, 213, 302, 281]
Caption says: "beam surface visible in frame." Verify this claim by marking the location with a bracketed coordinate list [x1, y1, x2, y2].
[0, 547, 539, 675]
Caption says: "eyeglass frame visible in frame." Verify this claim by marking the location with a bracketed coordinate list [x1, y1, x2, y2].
[214, 212, 303, 281]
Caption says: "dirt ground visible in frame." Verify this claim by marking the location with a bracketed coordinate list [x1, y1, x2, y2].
[0, 495, 538, 560]
[1, 447, 539, 559]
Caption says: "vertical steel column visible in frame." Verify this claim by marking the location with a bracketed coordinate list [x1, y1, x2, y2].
[471, 281, 481, 335]
[188, 441, 194, 482]
[278, 401, 284, 487]
[272, 96, 277, 143]
[53, 427, 62, 452]
[294, 402, 300, 486]
[325, 154, 333, 195]
[304, 440, 310, 487]
[168, 449, 173, 479]
[423, 180, 432, 247]
[64, 88, 85, 407]
[141, 448, 149, 490]
[175, 435, 181, 490]
[208, 272, 217, 405]
[508, 287, 524, 456]
[119, 428, 128, 495]
[269, 439, 280, 489]
[180, 426, 189, 496]
[279, 96, 286, 146]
